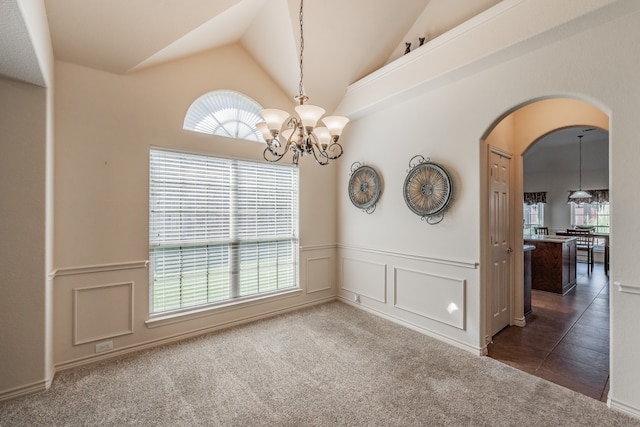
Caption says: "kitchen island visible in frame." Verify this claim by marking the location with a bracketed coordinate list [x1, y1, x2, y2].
[523, 235, 577, 295]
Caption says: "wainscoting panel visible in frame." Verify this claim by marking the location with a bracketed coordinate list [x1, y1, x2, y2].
[337, 245, 480, 354]
[74, 282, 134, 345]
[306, 256, 332, 294]
[394, 268, 466, 330]
[341, 258, 387, 303]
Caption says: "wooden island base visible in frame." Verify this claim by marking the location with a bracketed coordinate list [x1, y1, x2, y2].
[524, 235, 577, 295]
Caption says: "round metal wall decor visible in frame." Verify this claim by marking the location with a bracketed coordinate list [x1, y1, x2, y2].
[348, 162, 382, 214]
[403, 155, 453, 224]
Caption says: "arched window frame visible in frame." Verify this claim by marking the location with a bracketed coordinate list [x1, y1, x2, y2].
[183, 90, 265, 143]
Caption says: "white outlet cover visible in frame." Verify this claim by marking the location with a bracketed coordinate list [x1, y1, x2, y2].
[95, 341, 113, 353]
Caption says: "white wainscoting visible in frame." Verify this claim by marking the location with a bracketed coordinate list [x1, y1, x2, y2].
[73, 282, 134, 345]
[341, 257, 387, 303]
[306, 256, 332, 294]
[55, 249, 337, 370]
[393, 267, 466, 330]
[338, 245, 480, 354]
[300, 245, 337, 295]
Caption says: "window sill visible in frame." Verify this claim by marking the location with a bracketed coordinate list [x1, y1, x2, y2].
[145, 288, 303, 329]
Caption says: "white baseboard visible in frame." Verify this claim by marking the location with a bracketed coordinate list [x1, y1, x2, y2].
[338, 296, 484, 356]
[0, 377, 51, 402]
[608, 396, 640, 420]
[513, 316, 526, 327]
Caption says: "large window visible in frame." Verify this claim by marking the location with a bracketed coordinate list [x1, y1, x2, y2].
[523, 203, 544, 237]
[571, 202, 610, 233]
[149, 149, 299, 314]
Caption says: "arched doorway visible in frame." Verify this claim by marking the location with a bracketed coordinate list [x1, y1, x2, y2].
[480, 97, 610, 400]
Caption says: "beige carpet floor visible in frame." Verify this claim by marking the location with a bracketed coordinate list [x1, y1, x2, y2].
[1, 301, 638, 426]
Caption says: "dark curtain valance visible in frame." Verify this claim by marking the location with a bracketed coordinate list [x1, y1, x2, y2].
[567, 188, 609, 204]
[524, 192, 547, 205]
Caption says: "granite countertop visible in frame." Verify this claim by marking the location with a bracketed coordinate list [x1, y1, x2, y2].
[524, 235, 577, 243]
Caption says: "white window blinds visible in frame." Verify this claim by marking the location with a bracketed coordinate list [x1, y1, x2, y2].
[149, 149, 299, 314]
[183, 90, 265, 142]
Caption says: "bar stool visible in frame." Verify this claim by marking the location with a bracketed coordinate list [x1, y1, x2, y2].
[566, 229, 594, 274]
[535, 227, 549, 235]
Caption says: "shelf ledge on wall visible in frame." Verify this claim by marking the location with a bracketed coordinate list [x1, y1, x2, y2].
[335, 0, 629, 119]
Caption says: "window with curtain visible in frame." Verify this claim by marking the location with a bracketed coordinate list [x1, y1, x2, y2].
[149, 149, 299, 314]
[523, 192, 546, 237]
[568, 189, 609, 233]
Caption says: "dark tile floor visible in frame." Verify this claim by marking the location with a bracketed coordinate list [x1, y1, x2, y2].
[488, 262, 610, 401]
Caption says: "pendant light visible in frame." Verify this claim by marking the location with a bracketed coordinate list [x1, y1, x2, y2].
[569, 134, 592, 199]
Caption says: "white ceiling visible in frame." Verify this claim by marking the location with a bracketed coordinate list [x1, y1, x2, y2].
[1, 0, 501, 112]
[524, 127, 609, 173]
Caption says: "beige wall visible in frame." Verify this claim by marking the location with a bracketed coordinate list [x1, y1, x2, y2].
[336, 1, 640, 417]
[0, 78, 48, 396]
[51, 44, 339, 368]
[4, 0, 640, 420]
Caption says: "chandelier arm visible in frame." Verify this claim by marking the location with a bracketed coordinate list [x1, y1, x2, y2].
[263, 147, 287, 163]
[324, 142, 344, 160]
[310, 145, 329, 165]
[263, 133, 295, 161]
[306, 129, 322, 153]
[287, 116, 300, 130]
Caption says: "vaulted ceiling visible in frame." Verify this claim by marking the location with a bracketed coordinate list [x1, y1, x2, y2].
[2, 0, 501, 112]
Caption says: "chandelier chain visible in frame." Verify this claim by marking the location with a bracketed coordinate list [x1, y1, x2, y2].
[298, 0, 305, 98]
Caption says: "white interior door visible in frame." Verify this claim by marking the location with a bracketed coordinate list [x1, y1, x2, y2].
[489, 148, 512, 336]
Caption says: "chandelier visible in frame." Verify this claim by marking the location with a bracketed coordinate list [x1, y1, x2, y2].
[569, 134, 592, 199]
[256, 0, 349, 165]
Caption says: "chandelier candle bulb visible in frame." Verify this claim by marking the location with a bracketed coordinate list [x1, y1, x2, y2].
[260, 109, 290, 134]
[294, 104, 326, 130]
[256, 122, 272, 141]
[321, 116, 350, 140]
[313, 126, 332, 149]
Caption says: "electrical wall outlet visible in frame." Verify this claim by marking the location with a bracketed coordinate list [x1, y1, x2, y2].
[354, 294, 361, 303]
[95, 340, 113, 353]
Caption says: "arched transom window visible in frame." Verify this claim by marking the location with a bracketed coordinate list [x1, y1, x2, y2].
[183, 90, 264, 142]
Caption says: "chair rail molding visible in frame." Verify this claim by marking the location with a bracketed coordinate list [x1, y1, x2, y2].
[615, 281, 640, 295]
[50, 260, 149, 279]
[338, 244, 478, 270]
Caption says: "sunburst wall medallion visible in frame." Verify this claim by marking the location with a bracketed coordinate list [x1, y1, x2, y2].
[348, 162, 382, 214]
[403, 155, 453, 224]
